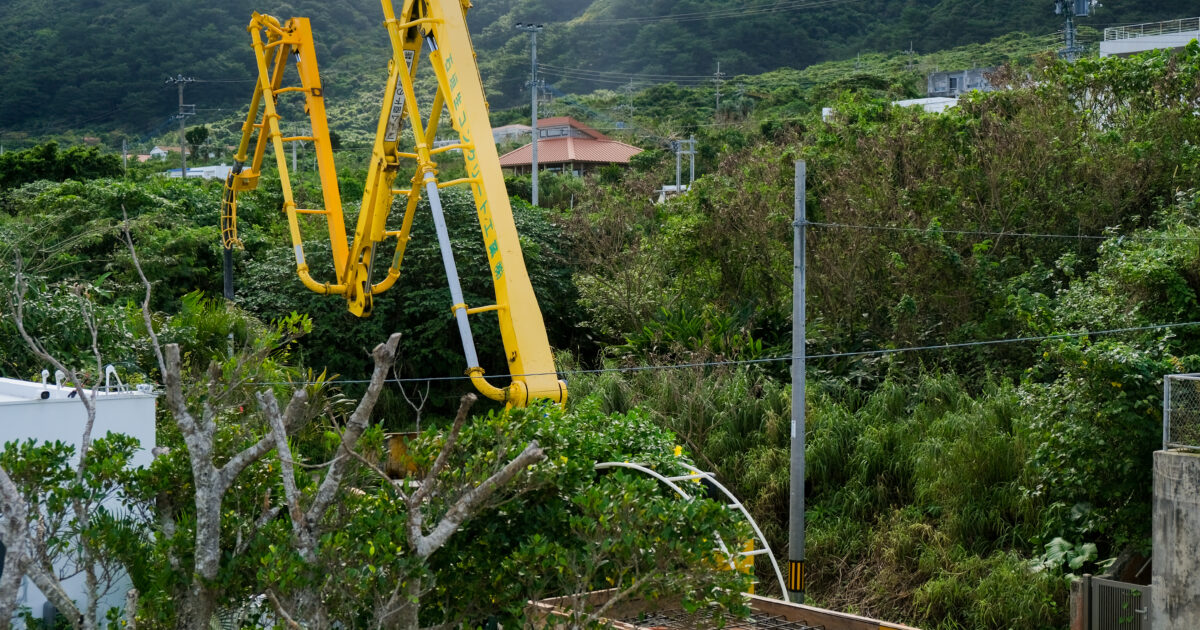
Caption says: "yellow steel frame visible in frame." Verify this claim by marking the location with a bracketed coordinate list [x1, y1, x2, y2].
[220, 1, 566, 406]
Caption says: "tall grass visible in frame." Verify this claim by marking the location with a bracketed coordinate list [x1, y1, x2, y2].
[568, 367, 1068, 628]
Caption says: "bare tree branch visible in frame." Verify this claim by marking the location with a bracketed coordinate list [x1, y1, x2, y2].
[409, 394, 476, 509]
[306, 333, 400, 524]
[412, 440, 545, 559]
[259, 389, 315, 562]
[265, 589, 305, 630]
[121, 207, 165, 377]
[583, 575, 652, 627]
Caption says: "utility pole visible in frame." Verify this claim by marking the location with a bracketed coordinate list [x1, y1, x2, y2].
[627, 77, 635, 122]
[166, 74, 195, 178]
[516, 22, 544, 206]
[673, 140, 682, 192]
[788, 160, 808, 604]
[712, 62, 726, 121]
[685, 136, 696, 185]
[122, 139, 128, 175]
[672, 137, 697, 192]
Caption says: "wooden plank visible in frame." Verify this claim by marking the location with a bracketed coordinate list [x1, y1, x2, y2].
[748, 594, 922, 630]
[527, 591, 920, 630]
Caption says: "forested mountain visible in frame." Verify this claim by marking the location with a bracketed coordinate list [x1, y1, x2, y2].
[0, 0, 1193, 137]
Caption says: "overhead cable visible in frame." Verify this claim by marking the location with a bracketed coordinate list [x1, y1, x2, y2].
[240, 320, 1200, 387]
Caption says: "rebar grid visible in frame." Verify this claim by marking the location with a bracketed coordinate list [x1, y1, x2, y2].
[619, 609, 823, 629]
[1166, 375, 1200, 451]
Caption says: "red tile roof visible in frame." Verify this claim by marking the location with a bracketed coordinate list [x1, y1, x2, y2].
[499, 136, 642, 167]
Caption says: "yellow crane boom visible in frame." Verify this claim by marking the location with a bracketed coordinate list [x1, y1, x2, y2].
[220, 0, 567, 407]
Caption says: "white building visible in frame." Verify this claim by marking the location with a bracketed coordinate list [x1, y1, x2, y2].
[0, 371, 156, 625]
[1101, 17, 1200, 57]
[164, 164, 233, 180]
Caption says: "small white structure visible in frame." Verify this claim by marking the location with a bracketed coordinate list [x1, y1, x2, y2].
[148, 146, 190, 160]
[0, 370, 157, 624]
[1101, 17, 1200, 57]
[164, 164, 233, 180]
[654, 184, 690, 204]
[892, 97, 960, 114]
[823, 97, 960, 123]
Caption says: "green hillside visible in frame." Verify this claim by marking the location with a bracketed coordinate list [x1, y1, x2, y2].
[0, 0, 1194, 138]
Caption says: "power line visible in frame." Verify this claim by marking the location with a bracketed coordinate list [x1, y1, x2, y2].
[234, 320, 1200, 388]
[808, 221, 1200, 242]
[584, 0, 861, 25]
[538, 63, 714, 80]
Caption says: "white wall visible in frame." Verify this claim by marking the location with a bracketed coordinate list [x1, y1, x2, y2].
[0, 376, 156, 623]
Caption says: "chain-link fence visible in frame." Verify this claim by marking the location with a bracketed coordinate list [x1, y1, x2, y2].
[1164, 374, 1200, 450]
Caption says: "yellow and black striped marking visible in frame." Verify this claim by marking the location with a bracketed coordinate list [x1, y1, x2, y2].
[787, 559, 806, 593]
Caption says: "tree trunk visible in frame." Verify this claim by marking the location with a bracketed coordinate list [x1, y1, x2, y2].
[0, 524, 30, 630]
[174, 582, 220, 630]
[381, 577, 421, 630]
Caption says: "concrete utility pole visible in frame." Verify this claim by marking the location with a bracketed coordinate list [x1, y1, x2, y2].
[673, 137, 697, 192]
[788, 160, 807, 604]
[122, 139, 128, 175]
[686, 136, 696, 185]
[166, 74, 195, 178]
[713, 62, 726, 121]
[674, 140, 682, 192]
[516, 22, 544, 206]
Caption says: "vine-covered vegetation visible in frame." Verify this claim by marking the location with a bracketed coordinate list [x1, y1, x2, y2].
[2, 44, 1200, 628]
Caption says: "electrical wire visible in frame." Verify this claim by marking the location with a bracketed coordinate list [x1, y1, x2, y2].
[584, 0, 861, 25]
[807, 221, 1200, 242]
[238, 320, 1200, 388]
[538, 63, 716, 80]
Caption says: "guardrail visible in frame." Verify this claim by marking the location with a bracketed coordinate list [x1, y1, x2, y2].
[1105, 17, 1200, 41]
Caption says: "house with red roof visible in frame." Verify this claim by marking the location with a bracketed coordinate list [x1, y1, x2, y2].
[498, 117, 642, 177]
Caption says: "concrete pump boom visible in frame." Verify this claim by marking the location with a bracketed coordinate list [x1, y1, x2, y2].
[220, 0, 567, 407]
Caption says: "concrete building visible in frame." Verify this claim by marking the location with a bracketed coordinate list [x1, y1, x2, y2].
[926, 67, 997, 98]
[492, 123, 532, 144]
[499, 117, 642, 177]
[1102, 17, 1200, 57]
[0, 371, 157, 625]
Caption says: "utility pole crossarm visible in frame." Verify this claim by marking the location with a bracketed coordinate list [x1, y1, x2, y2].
[166, 74, 196, 178]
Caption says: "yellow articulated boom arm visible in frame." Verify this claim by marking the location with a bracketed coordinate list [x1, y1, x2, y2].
[220, 0, 567, 407]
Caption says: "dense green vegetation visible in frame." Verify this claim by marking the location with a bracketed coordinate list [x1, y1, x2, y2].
[3, 32, 1200, 629]
[0, 0, 1193, 136]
